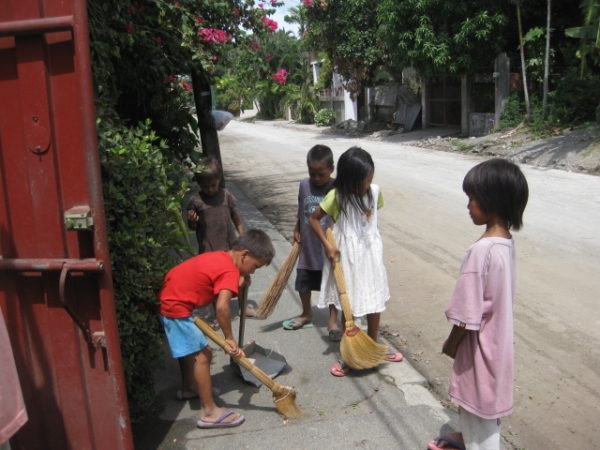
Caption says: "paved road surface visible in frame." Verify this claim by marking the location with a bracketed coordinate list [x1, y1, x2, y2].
[219, 120, 600, 449]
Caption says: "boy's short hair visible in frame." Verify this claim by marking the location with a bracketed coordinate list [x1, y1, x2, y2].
[195, 157, 222, 185]
[231, 229, 275, 263]
[463, 158, 529, 230]
[307, 145, 334, 168]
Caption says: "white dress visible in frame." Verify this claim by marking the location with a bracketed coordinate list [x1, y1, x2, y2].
[318, 184, 390, 317]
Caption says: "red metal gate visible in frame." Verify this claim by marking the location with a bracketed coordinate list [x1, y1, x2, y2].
[0, 1, 133, 448]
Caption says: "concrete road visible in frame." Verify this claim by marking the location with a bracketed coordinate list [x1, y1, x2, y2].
[220, 120, 600, 449]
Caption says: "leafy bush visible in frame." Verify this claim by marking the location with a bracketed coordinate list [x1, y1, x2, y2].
[98, 118, 190, 422]
[548, 71, 600, 125]
[314, 108, 336, 126]
[499, 93, 525, 129]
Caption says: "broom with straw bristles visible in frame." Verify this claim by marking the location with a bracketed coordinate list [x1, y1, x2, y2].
[254, 241, 300, 319]
[326, 228, 388, 370]
[193, 317, 303, 418]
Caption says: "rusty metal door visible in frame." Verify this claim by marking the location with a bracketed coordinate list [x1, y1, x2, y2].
[0, 1, 133, 448]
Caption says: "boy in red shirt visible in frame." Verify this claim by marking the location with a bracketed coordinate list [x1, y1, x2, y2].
[159, 229, 274, 428]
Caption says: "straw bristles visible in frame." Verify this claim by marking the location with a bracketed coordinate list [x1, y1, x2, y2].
[324, 228, 389, 370]
[273, 386, 303, 418]
[255, 242, 300, 318]
[193, 316, 304, 418]
[340, 328, 388, 369]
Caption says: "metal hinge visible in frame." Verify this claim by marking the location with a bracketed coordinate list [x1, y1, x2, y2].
[64, 205, 94, 230]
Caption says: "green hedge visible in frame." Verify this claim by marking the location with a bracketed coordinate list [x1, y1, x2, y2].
[98, 118, 190, 421]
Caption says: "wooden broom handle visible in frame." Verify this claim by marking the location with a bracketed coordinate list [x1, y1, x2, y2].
[193, 316, 279, 391]
[325, 228, 355, 324]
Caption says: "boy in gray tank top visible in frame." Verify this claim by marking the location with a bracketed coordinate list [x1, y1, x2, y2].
[282, 145, 341, 341]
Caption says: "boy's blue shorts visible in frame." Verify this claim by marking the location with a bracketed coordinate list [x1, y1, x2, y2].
[159, 315, 208, 358]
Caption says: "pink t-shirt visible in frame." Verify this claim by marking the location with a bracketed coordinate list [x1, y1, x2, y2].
[0, 307, 28, 443]
[446, 237, 516, 419]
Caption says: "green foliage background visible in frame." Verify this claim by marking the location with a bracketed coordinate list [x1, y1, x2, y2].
[87, 0, 280, 423]
[98, 119, 190, 420]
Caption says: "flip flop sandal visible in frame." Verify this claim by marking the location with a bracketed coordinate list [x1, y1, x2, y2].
[282, 318, 313, 330]
[385, 347, 404, 362]
[330, 360, 351, 377]
[328, 329, 343, 342]
[197, 410, 245, 429]
[427, 436, 466, 450]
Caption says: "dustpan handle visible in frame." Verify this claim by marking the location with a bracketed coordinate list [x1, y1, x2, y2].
[193, 316, 279, 391]
[325, 228, 356, 327]
[237, 284, 248, 345]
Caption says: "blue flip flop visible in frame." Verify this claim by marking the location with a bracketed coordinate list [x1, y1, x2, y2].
[282, 318, 313, 330]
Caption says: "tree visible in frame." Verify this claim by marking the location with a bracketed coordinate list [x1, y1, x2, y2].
[89, 0, 281, 159]
[543, 0, 552, 117]
[304, 0, 384, 96]
[87, 0, 282, 422]
[565, 0, 600, 77]
[378, 0, 508, 77]
[515, 0, 532, 120]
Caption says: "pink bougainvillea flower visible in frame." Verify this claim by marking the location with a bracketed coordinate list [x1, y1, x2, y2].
[181, 81, 192, 91]
[249, 40, 260, 51]
[212, 55, 218, 61]
[164, 74, 177, 83]
[302, 0, 314, 6]
[126, 23, 135, 33]
[261, 16, 278, 33]
[258, 3, 264, 8]
[174, 1, 181, 7]
[270, 0, 277, 5]
[198, 28, 230, 43]
[233, 7, 240, 16]
[195, 17, 205, 25]
[265, 53, 273, 61]
[272, 68, 288, 84]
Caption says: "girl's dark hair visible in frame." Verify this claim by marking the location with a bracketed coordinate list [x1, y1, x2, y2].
[334, 147, 374, 216]
[231, 229, 275, 263]
[307, 144, 334, 168]
[195, 157, 222, 185]
[462, 158, 529, 230]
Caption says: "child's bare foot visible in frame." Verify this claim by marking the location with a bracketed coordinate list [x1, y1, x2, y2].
[197, 408, 245, 428]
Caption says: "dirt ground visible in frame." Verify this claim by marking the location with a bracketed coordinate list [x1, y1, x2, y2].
[219, 119, 600, 450]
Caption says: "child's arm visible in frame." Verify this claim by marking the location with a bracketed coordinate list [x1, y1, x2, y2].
[214, 289, 244, 357]
[186, 199, 199, 230]
[442, 325, 468, 359]
[309, 207, 339, 264]
[293, 219, 301, 243]
[230, 208, 244, 235]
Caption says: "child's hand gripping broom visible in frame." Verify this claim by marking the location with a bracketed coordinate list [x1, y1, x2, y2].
[193, 317, 303, 418]
[255, 241, 300, 319]
[326, 228, 388, 370]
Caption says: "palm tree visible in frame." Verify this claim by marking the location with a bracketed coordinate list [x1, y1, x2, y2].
[284, 5, 307, 37]
[565, 0, 600, 78]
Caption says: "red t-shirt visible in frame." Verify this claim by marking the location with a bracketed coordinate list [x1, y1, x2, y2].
[159, 251, 240, 318]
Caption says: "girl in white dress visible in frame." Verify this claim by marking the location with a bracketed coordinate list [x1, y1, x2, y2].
[309, 147, 403, 376]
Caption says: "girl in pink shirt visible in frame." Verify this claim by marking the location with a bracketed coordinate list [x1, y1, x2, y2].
[429, 159, 528, 450]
